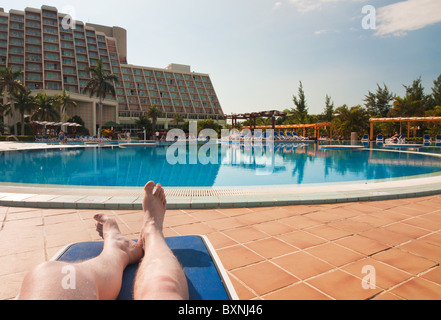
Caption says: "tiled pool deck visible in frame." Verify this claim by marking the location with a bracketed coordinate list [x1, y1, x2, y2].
[1, 142, 441, 300]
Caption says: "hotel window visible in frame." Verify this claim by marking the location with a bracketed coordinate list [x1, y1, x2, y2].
[10, 56, 24, 63]
[143, 70, 151, 76]
[27, 73, 42, 81]
[11, 39, 24, 46]
[11, 23, 24, 30]
[46, 82, 61, 90]
[27, 54, 41, 62]
[10, 47, 24, 54]
[44, 35, 57, 42]
[44, 27, 57, 34]
[62, 58, 74, 65]
[44, 44, 58, 51]
[27, 21, 40, 28]
[45, 53, 59, 60]
[27, 37, 41, 44]
[64, 67, 74, 74]
[26, 29, 40, 36]
[11, 31, 24, 38]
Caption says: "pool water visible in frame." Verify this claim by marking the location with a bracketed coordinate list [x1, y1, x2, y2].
[1, 143, 441, 187]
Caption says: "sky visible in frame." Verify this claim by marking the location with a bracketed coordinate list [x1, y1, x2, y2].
[3, 0, 441, 116]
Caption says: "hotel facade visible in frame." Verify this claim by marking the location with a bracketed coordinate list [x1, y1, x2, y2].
[0, 5, 225, 135]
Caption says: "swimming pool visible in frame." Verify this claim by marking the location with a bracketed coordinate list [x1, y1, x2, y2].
[1, 142, 441, 188]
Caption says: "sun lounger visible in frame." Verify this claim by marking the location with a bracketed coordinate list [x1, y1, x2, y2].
[376, 134, 384, 143]
[52, 235, 238, 300]
[423, 134, 431, 144]
[436, 135, 441, 145]
[361, 134, 369, 142]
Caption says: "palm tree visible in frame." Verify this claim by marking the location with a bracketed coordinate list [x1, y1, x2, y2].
[0, 67, 26, 135]
[55, 89, 77, 131]
[83, 59, 119, 137]
[145, 104, 162, 132]
[332, 104, 369, 140]
[14, 88, 36, 135]
[172, 112, 184, 128]
[31, 92, 60, 122]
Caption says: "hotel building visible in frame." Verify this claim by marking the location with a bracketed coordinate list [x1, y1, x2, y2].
[0, 5, 225, 135]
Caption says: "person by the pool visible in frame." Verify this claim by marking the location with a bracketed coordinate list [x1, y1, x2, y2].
[17, 181, 189, 300]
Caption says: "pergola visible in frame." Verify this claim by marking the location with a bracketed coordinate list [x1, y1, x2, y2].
[243, 122, 332, 138]
[369, 117, 441, 140]
[226, 110, 332, 138]
[226, 110, 289, 130]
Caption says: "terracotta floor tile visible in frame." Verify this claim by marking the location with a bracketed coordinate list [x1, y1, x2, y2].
[279, 215, 321, 229]
[421, 266, 441, 285]
[372, 292, 404, 300]
[205, 217, 244, 231]
[231, 261, 297, 296]
[305, 243, 364, 267]
[217, 245, 264, 270]
[390, 277, 441, 300]
[164, 214, 198, 227]
[372, 248, 437, 275]
[342, 257, 412, 290]
[263, 282, 331, 300]
[388, 206, 425, 217]
[205, 232, 237, 249]
[245, 237, 296, 259]
[234, 212, 274, 225]
[272, 251, 334, 280]
[188, 210, 226, 222]
[402, 202, 439, 214]
[343, 203, 380, 214]
[229, 274, 257, 300]
[399, 239, 441, 263]
[373, 210, 409, 223]
[303, 210, 341, 223]
[276, 230, 326, 250]
[172, 222, 216, 236]
[383, 222, 430, 240]
[335, 235, 390, 256]
[215, 208, 252, 216]
[350, 214, 395, 228]
[321, 207, 362, 219]
[306, 269, 382, 300]
[306, 224, 352, 241]
[328, 219, 373, 233]
[403, 217, 441, 231]
[223, 226, 268, 243]
[359, 228, 410, 247]
[253, 221, 294, 236]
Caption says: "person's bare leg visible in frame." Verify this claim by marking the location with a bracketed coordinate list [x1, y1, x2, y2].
[18, 214, 143, 300]
[134, 181, 189, 300]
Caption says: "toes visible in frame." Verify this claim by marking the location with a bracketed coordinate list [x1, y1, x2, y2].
[144, 181, 155, 195]
[93, 213, 107, 224]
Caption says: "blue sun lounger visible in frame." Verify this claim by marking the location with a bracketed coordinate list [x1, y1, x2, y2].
[52, 235, 238, 300]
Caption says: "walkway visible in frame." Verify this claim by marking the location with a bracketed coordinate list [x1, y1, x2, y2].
[1, 194, 441, 300]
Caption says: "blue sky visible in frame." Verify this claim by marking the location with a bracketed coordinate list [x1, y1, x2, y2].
[4, 0, 441, 116]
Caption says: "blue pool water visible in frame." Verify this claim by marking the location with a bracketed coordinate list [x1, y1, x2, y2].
[1, 143, 441, 187]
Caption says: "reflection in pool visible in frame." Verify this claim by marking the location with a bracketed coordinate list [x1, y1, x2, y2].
[1, 143, 441, 187]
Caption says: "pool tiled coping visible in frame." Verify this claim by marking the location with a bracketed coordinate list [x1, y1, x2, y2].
[1, 142, 441, 210]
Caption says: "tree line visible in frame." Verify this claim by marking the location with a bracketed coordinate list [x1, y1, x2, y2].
[243, 73, 441, 140]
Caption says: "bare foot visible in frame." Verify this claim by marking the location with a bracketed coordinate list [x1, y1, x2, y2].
[94, 214, 143, 265]
[139, 181, 167, 248]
